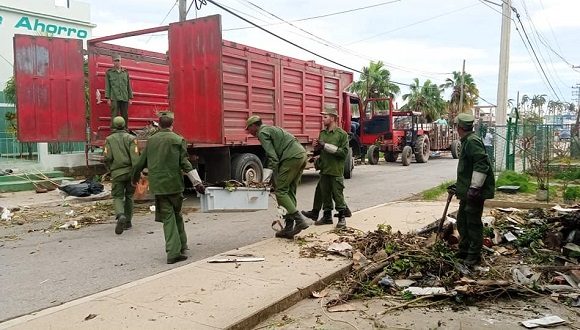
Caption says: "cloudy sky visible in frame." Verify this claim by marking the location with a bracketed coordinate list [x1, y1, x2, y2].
[85, 0, 580, 108]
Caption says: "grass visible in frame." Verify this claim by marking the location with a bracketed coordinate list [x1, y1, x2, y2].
[421, 180, 455, 200]
[496, 171, 534, 193]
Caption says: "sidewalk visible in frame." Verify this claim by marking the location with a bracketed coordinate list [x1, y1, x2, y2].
[0, 200, 457, 330]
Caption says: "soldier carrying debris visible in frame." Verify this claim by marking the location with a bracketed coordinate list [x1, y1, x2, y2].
[245, 115, 311, 239]
[302, 108, 352, 228]
[131, 112, 205, 264]
[448, 113, 495, 266]
[103, 116, 140, 235]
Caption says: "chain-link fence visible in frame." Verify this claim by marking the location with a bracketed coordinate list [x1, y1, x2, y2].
[480, 122, 578, 178]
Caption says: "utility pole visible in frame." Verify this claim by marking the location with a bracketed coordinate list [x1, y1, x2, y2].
[179, 0, 187, 22]
[495, 0, 512, 126]
[573, 84, 580, 135]
[459, 59, 466, 114]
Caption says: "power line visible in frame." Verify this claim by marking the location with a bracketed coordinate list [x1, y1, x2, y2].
[224, 0, 401, 31]
[145, 0, 178, 44]
[518, 0, 566, 101]
[197, 0, 362, 74]
[512, 6, 562, 102]
[346, 3, 479, 45]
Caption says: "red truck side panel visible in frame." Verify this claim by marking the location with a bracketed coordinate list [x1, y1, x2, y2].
[88, 43, 169, 144]
[167, 15, 353, 146]
[169, 16, 223, 144]
[13, 35, 85, 142]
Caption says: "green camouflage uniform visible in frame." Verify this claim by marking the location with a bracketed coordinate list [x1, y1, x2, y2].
[132, 128, 193, 260]
[257, 125, 307, 215]
[105, 68, 133, 126]
[103, 128, 140, 225]
[316, 127, 349, 212]
[455, 121, 495, 263]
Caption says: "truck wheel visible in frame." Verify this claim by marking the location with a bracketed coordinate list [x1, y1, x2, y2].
[385, 152, 398, 162]
[344, 147, 354, 179]
[401, 146, 413, 166]
[231, 153, 263, 183]
[367, 145, 379, 165]
[451, 140, 461, 159]
[415, 135, 430, 163]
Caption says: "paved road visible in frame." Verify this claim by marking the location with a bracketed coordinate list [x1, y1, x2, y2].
[0, 158, 457, 321]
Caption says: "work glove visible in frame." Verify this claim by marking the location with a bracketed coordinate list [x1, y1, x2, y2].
[467, 187, 483, 202]
[194, 184, 206, 194]
[447, 183, 456, 196]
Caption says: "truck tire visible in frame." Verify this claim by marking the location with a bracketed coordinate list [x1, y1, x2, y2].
[401, 146, 413, 166]
[344, 147, 354, 179]
[415, 135, 430, 163]
[385, 152, 398, 162]
[367, 145, 379, 165]
[231, 153, 263, 183]
[451, 140, 461, 159]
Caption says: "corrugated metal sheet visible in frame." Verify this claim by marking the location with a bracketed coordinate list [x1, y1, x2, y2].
[88, 44, 169, 145]
[13, 35, 85, 142]
[169, 15, 223, 144]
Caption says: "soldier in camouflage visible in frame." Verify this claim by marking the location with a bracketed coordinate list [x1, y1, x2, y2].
[449, 113, 495, 266]
[245, 115, 311, 239]
[104, 116, 140, 235]
[132, 112, 205, 264]
[105, 55, 133, 127]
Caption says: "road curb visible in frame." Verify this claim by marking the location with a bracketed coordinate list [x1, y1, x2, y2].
[226, 263, 352, 330]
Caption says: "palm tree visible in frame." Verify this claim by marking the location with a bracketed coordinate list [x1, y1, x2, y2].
[521, 94, 530, 113]
[531, 94, 547, 116]
[401, 78, 446, 122]
[440, 71, 479, 119]
[350, 61, 400, 102]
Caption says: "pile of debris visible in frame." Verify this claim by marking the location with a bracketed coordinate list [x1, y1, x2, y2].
[311, 205, 580, 310]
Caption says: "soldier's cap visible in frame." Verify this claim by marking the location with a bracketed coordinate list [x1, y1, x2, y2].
[246, 115, 262, 129]
[112, 54, 121, 61]
[454, 113, 475, 129]
[112, 116, 125, 129]
[321, 108, 338, 117]
[158, 111, 174, 119]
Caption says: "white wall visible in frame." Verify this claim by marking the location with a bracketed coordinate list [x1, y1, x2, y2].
[0, 0, 94, 89]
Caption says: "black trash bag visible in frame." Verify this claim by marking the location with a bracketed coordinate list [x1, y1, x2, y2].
[59, 179, 104, 197]
[59, 183, 91, 197]
[83, 179, 104, 195]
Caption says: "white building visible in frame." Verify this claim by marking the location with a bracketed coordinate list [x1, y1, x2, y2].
[0, 0, 94, 170]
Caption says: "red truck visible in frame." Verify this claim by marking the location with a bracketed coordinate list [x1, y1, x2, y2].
[13, 15, 359, 183]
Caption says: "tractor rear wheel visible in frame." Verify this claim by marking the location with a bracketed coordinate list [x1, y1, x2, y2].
[401, 146, 413, 166]
[451, 140, 461, 159]
[385, 152, 398, 162]
[344, 147, 354, 179]
[367, 145, 379, 165]
[415, 135, 430, 163]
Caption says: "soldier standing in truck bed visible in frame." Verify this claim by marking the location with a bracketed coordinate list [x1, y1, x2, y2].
[105, 55, 133, 127]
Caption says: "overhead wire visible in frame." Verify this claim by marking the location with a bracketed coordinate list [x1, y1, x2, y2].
[196, 0, 363, 74]
[224, 0, 401, 31]
[478, 0, 561, 101]
[237, 0, 452, 83]
[145, 0, 178, 43]
[345, 3, 480, 45]
[518, 0, 566, 101]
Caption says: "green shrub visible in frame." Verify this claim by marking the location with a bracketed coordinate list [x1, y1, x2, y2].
[564, 186, 580, 201]
[496, 171, 533, 193]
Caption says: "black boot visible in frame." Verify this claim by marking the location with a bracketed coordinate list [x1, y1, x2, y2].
[290, 212, 313, 236]
[315, 210, 333, 226]
[301, 209, 320, 221]
[115, 214, 126, 235]
[124, 221, 132, 230]
[167, 255, 188, 264]
[344, 207, 352, 218]
[336, 210, 347, 228]
[275, 216, 295, 239]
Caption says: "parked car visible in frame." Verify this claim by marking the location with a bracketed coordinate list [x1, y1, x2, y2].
[559, 129, 571, 141]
